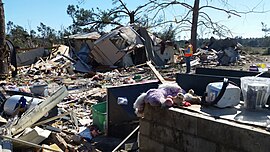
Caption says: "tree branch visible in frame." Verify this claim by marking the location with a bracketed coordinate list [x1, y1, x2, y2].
[148, 19, 191, 29]
[109, 10, 129, 16]
[77, 20, 122, 27]
[117, 0, 130, 14]
[199, 5, 241, 17]
[147, 0, 192, 13]
[198, 13, 233, 38]
[134, 1, 153, 13]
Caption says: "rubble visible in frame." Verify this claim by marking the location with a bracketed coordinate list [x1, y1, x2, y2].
[193, 37, 243, 66]
[0, 42, 165, 151]
[1, 25, 270, 151]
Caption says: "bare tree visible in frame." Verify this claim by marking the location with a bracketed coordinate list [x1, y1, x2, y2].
[0, 0, 8, 79]
[146, 0, 268, 51]
[112, 0, 152, 24]
[67, 0, 155, 32]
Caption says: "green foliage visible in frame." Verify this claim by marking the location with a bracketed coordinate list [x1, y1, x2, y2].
[6, 21, 65, 48]
[153, 24, 177, 41]
[66, 4, 121, 32]
[235, 37, 270, 48]
[6, 21, 31, 48]
[242, 47, 266, 55]
[261, 22, 270, 37]
[66, 1, 155, 32]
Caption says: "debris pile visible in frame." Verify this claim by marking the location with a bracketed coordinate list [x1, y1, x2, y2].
[194, 37, 243, 66]
[0, 41, 168, 151]
[1, 25, 269, 151]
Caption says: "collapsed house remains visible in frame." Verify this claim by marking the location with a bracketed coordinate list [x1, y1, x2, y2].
[66, 26, 176, 69]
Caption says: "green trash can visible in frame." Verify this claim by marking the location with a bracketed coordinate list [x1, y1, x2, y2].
[92, 102, 106, 132]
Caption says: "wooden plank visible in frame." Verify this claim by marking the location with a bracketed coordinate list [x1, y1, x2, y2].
[146, 61, 166, 84]
[33, 111, 72, 127]
[0, 135, 61, 152]
[11, 86, 68, 135]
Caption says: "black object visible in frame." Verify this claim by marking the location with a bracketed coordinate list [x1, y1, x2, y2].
[107, 81, 159, 138]
[195, 67, 270, 78]
[246, 85, 257, 109]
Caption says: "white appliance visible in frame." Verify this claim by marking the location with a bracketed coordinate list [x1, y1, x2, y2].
[205, 82, 241, 108]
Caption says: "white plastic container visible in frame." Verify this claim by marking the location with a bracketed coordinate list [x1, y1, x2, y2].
[240, 76, 270, 109]
[205, 82, 241, 108]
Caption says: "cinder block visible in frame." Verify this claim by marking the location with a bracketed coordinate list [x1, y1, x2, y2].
[253, 132, 270, 152]
[139, 119, 151, 136]
[139, 134, 164, 152]
[144, 105, 169, 123]
[145, 106, 198, 135]
[142, 105, 270, 152]
[143, 104, 153, 121]
[164, 146, 179, 152]
[168, 110, 198, 135]
[196, 116, 243, 146]
[150, 122, 183, 150]
[197, 115, 270, 152]
[229, 127, 270, 152]
[182, 133, 216, 152]
[219, 145, 244, 152]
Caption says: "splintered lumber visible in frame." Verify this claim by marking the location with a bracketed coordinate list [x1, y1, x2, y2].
[146, 61, 166, 84]
[33, 111, 72, 127]
[11, 86, 68, 135]
[0, 135, 62, 152]
[50, 133, 68, 151]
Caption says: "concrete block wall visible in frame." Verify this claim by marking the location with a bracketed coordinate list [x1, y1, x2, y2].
[139, 105, 270, 152]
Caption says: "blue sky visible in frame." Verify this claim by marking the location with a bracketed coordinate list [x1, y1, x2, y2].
[4, 0, 270, 38]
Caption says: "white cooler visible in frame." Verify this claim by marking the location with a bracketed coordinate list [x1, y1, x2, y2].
[205, 82, 241, 108]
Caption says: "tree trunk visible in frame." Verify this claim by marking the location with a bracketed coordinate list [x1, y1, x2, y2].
[191, 0, 199, 52]
[129, 11, 135, 24]
[0, 0, 8, 79]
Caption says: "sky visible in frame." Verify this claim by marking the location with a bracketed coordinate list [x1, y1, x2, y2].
[4, 0, 270, 39]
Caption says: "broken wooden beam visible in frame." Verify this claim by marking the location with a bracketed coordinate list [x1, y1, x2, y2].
[33, 111, 72, 127]
[146, 61, 166, 84]
[0, 135, 62, 152]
